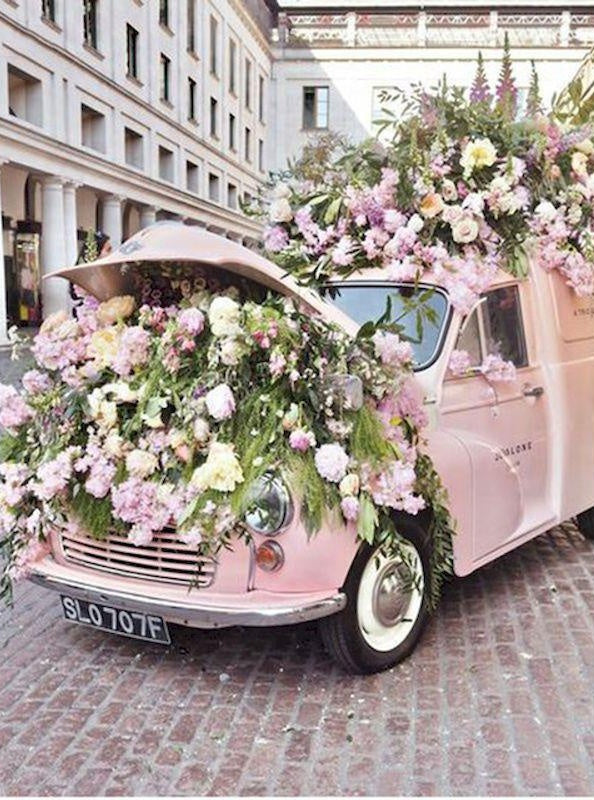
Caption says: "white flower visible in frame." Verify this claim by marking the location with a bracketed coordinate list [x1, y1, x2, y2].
[205, 384, 236, 420]
[407, 214, 424, 233]
[193, 417, 210, 444]
[451, 217, 479, 244]
[271, 182, 291, 199]
[442, 204, 465, 225]
[575, 139, 594, 156]
[442, 179, 458, 202]
[103, 382, 138, 404]
[462, 192, 485, 216]
[191, 442, 244, 493]
[534, 200, 557, 223]
[460, 137, 497, 176]
[572, 151, 589, 178]
[104, 432, 126, 459]
[219, 337, 243, 365]
[126, 449, 158, 477]
[314, 443, 349, 483]
[269, 198, 293, 223]
[339, 473, 360, 497]
[88, 388, 118, 430]
[208, 296, 241, 338]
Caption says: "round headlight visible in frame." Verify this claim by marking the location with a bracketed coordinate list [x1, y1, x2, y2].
[244, 475, 293, 536]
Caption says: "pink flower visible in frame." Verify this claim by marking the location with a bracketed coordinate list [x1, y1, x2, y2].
[33, 451, 74, 501]
[178, 308, 205, 336]
[372, 331, 413, 369]
[111, 477, 174, 544]
[341, 496, 360, 521]
[113, 326, 151, 377]
[179, 527, 203, 548]
[0, 385, 34, 429]
[0, 463, 31, 506]
[264, 225, 289, 252]
[22, 370, 52, 395]
[314, 443, 349, 483]
[480, 353, 517, 382]
[205, 384, 236, 420]
[269, 352, 287, 378]
[448, 349, 473, 377]
[7, 538, 50, 582]
[332, 236, 355, 267]
[289, 429, 316, 452]
[85, 457, 117, 499]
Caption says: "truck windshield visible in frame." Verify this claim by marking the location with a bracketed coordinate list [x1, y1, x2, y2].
[323, 282, 450, 370]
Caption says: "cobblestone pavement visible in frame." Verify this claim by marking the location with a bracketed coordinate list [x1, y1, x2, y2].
[2, 525, 594, 796]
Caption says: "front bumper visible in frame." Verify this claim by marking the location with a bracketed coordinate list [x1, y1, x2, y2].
[29, 557, 346, 629]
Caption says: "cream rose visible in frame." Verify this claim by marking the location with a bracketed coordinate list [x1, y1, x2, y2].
[88, 327, 121, 369]
[269, 198, 293, 223]
[193, 417, 210, 444]
[339, 473, 360, 498]
[571, 151, 589, 178]
[191, 442, 244, 493]
[208, 296, 241, 338]
[96, 295, 136, 326]
[451, 217, 479, 244]
[460, 137, 497, 176]
[126, 449, 158, 478]
[575, 139, 594, 156]
[420, 192, 444, 219]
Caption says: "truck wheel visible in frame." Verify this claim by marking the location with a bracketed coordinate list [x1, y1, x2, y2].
[576, 507, 594, 540]
[319, 519, 431, 674]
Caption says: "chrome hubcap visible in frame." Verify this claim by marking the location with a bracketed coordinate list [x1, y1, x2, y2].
[357, 540, 424, 652]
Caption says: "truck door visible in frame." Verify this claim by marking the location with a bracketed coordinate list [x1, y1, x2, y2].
[439, 282, 555, 568]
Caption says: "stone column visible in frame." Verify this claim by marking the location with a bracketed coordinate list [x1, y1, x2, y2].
[0, 164, 9, 346]
[101, 194, 123, 248]
[41, 175, 69, 318]
[63, 182, 79, 267]
[139, 205, 157, 229]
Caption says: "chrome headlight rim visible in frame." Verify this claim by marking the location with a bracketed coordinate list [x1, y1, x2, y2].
[244, 473, 294, 537]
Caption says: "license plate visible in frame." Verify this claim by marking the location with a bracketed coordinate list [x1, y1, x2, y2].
[60, 595, 171, 645]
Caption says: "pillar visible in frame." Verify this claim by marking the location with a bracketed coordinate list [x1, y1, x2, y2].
[63, 182, 79, 267]
[101, 194, 123, 247]
[41, 175, 69, 318]
[139, 205, 157, 229]
[0, 164, 8, 346]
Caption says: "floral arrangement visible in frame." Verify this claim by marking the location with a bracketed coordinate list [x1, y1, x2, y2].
[0, 272, 453, 607]
[257, 52, 594, 312]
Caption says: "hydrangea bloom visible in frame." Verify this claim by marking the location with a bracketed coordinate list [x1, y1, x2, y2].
[314, 443, 349, 483]
[0, 385, 34, 430]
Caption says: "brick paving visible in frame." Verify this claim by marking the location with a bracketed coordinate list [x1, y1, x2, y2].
[1, 525, 594, 796]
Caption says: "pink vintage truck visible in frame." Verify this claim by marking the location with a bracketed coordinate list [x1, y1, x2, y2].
[29, 224, 594, 674]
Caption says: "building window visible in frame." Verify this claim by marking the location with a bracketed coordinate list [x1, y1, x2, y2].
[83, 0, 98, 49]
[7, 64, 43, 127]
[158, 145, 174, 182]
[187, 0, 196, 52]
[126, 24, 139, 79]
[188, 77, 197, 121]
[186, 160, 199, 193]
[244, 126, 251, 162]
[208, 172, 220, 202]
[229, 113, 236, 151]
[209, 16, 218, 76]
[124, 127, 143, 169]
[258, 138, 264, 172]
[245, 58, 252, 109]
[41, 0, 55, 22]
[159, 0, 169, 28]
[160, 54, 171, 103]
[229, 40, 237, 95]
[210, 97, 218, 138]
[81, 102, 106, 152]
[303, 86, 329, 129]
[227, 183, 238, 209]
[258, 75, 265, 122]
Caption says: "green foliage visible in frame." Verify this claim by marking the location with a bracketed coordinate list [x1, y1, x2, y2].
[351, 404, 394, 464]
[526, 61, 543, 118]
[70, 488, 114, 540]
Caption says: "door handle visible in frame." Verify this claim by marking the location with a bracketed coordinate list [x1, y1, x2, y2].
[523, 385, 544, 398]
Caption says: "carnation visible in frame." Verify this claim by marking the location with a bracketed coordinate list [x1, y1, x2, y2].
[314, 443, 349, 483]
[289, 429, 316, 452]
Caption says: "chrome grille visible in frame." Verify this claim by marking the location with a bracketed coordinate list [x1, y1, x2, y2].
[59, 528, 216, 588]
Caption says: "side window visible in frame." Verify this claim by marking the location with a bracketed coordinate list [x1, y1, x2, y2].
[454, 285, 528, 372]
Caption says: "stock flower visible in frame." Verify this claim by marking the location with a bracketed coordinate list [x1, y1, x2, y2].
[191, 442, 244, 493]
[205, 384, 236, 420]
[372, 331, 413, 369]
[448, 349, 472, 376]
[314, 443, 349, 483]
[481, 353, 517, 382]
[264, 226, 289, 252]
[33, 451, 74, 501]
[340, 496, 360, 521]
[0, 385, 33, 430]
[22, 370, 52, 395]
[179, 527, 203, 547]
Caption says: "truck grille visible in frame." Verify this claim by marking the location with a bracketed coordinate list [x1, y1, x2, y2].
[59, 528, 216, 588]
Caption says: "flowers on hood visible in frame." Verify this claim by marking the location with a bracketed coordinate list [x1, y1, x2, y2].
[191, 442, 244, 493]
[460, 137, 497, 176]
[314, 443, 349, 483]
[208, 296, 241, 338]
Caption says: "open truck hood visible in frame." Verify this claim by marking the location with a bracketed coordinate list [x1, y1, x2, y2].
[45, 222, 358, 336]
